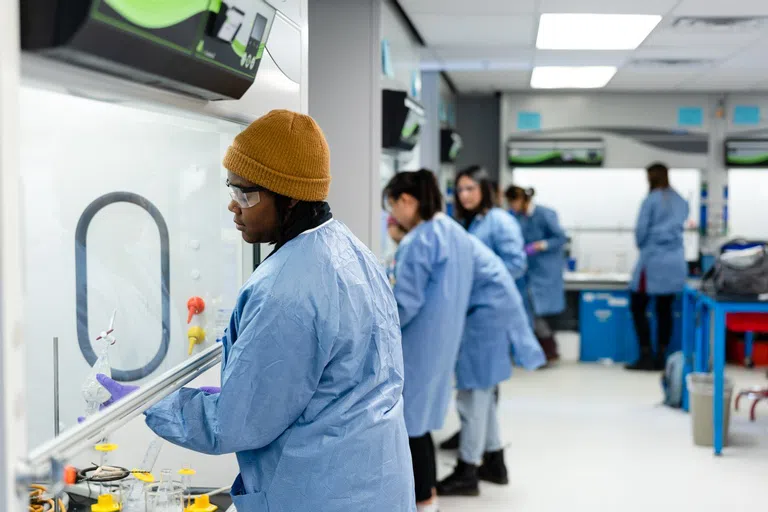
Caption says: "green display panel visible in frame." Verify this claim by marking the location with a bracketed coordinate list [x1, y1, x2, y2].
[506, 139, 605, 168]
[725, 139, 768, 167]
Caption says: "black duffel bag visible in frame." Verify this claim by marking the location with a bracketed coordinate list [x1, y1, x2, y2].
[703, 239, 768, 297]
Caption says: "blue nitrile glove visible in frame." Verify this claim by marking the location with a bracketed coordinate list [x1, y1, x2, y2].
[96, 374, 139, 408]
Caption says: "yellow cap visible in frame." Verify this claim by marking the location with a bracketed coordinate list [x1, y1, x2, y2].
[179, 468, 196, 476]
[223, 110, 331, 202]
[91, 494, 120, 512]
[184, 494, 218, 512]
[187, 326, 206, 355]
[94, 443, 118, 453]
[131, 470, 155, 483]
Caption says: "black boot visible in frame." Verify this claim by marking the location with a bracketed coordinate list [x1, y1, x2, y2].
[625, 347, 655, 371]
[436, 460, 480, 497]
[439, 431, 460, 450]
[478, 449, 509, 485]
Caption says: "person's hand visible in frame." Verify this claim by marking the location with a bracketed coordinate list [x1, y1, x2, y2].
[96, 374, 139, 408]
[199, 386, 221, 394]
[525, 241, 547, 255]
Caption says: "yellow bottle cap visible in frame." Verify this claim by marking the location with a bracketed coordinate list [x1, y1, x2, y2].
[184, 494, 218, 512]
[131, 470, 155, 483]
[179, 468, 197, 476]
[94, 443, 118, 453]
[91, 494, 120, 512]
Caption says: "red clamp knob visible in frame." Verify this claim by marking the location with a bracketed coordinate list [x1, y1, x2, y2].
[187, 297, 205, 324]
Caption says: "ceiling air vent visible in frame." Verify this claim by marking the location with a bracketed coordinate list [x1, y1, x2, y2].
[629, 58, 714, 68]
[672, 16, 768, 32]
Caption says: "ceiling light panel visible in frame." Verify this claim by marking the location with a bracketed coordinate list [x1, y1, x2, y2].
[530, 66, 618, 89]
[536, 14, 662, 50]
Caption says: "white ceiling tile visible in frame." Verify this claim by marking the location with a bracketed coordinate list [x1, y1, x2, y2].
[434, 46, 533, 61]
[539, 0, 678, 15]
[606, 69, 697, 90]
[450, 70, 531, 91]
[720, 40, 768, 68]
[410, 14, 536, 46]
[534, 50, 631, 67]
[643, 20, 765, 47]
[632, 45, 739, 59]
[673, 0, 768, 17]
[400, 0, 537, 15]
[678, 69, 768, 90]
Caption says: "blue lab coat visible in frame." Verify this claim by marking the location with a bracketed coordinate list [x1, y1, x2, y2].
[630, 188, 689, 295]
[394, 213, 474, 437]
[456, 238, 546, 390]
[516, 205, 568, 316]
[466, 208, 527, 279]
[145, 220, 416, 512]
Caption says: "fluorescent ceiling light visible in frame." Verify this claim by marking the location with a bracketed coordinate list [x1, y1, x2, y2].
[530, 66, 617, 89]
[537, 14, 662, 50]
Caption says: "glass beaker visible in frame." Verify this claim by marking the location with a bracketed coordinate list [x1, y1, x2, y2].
[121, 477, 148, 512]
[145, 470, 184, 512]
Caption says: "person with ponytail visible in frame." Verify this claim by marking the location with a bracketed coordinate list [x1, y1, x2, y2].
[435, 166, 544, 496]
[506, 185, 568, 362]
[384, 168, 474, 511]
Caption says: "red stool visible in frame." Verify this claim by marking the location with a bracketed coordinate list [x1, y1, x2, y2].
[730, 313, 768, 421]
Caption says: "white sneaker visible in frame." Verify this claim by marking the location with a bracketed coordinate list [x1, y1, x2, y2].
[417, 500, 439, 512]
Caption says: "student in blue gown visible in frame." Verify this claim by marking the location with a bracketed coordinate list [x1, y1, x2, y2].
[506, 185, 568, 362]
[95, 110, 415, 512]
[384, 169, 475, 512]
[626, 162, 689, 371]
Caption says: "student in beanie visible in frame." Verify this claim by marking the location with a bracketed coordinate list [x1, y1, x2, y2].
[101, 110, 416, 511]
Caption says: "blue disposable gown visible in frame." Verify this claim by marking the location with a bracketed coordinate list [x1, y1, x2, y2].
[144, 220, 416, 512]
[630, 188, 689, 295]
[456, 237, 545, 390]
[394, 213, 474, 437]
[467, 208, 527, 279]
[516, 205, 568, 316]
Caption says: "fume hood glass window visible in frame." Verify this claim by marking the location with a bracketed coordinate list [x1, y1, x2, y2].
[509, 168, 700, 274]
[728, 169, 768, 240]
[20, 86, 247, 450]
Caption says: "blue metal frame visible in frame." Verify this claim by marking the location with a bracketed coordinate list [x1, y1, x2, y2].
[681, 284, 768, 455]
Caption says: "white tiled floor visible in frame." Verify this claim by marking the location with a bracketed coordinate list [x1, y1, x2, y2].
[434, 363, 768, 512]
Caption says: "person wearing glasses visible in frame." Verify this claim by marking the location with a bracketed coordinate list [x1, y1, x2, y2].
[97, 110, 416, 512]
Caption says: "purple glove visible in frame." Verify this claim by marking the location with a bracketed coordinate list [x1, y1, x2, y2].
[524, 243, 538, 256]
[96, 374, 139, 408]
[199, 386, 221, 394]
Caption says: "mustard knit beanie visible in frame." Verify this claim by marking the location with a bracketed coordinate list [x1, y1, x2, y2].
[223, 110, 331, 201]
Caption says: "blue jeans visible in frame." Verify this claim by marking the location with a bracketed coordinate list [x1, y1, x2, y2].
[457, 387, 503, 465]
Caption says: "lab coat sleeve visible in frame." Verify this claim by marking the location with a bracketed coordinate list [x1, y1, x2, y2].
[145, 288, 327, 455]
[394, 235, 434, 329]
[540, 209, 567, 253]
[635, 197, 654, 249]
[492, 211, 527, 279]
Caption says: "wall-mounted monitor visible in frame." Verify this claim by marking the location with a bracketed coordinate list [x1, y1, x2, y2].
[440, 129, 463, 163]
[725, 139, 768, 167]
[20, 0, 276, 100]
[382, 89, 425, 152]
[507, 138, 605, 167]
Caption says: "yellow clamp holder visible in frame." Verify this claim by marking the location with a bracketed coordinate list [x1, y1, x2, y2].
[184, 494, 218, 512]
[179, 468, 197, 477]
[94, 443, 118, 453]
[91, 494, 120, 512]
[187, 326, 206, 355]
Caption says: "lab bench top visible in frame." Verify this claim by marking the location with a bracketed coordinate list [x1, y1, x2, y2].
[564, 272, 631, 291]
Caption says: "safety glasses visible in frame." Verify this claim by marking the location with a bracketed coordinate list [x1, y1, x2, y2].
[226, 179, 263, 208]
